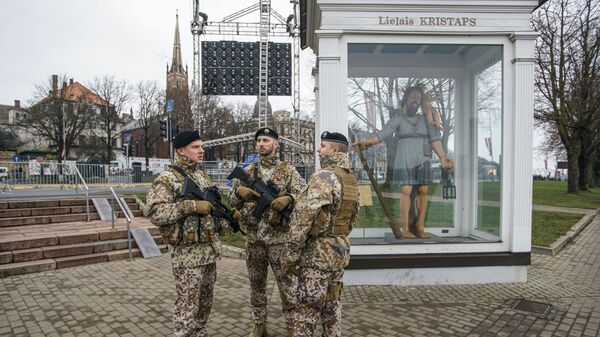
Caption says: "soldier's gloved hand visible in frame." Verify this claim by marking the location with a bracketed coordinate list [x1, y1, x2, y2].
[232, 209, 242, 222]
[271, 195, 293, 212]
[236, 187, 260, 202]
[218, 222, 233, 236]
[195, 200, 213, 216]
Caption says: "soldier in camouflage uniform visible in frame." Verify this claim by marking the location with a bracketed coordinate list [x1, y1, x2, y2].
[229, 127, 305, 337]
[146, 130, 239, 337]
[288, 131, 359, 337]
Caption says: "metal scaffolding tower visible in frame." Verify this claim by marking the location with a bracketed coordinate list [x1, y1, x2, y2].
[257, 0, 271, 128]
[189, 0, 303, 151]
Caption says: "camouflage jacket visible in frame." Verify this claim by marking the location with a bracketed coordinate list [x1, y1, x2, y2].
[146, 153, 222, 268]
[288, 152, 359, 271]
[230, 154, 305, 245]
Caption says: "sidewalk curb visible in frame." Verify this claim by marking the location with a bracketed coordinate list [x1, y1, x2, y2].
[532, 208, 600, 256]
[222, 245, 245, 259]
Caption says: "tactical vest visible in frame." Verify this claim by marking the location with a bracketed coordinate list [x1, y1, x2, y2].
[328, 166, 359, 236]
[164, 165, 215, 246]
[248, 161, 288, 192]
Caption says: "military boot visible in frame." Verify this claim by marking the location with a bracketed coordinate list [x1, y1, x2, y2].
[248, 323, 267, 337]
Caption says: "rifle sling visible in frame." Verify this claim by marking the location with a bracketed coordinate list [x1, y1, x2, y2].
[169, 165, 190, 181]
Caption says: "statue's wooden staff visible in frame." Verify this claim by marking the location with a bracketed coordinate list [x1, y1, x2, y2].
[348, 128, 403, 239]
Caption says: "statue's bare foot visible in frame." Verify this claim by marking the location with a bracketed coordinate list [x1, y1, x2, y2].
[415, 231, 430, 239]
[402, 231, 416, 239]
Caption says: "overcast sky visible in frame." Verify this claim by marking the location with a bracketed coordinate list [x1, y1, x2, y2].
[0, 0, 315, 112]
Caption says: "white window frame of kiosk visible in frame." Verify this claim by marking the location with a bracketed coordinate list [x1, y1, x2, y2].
[335, 34, 515, 256]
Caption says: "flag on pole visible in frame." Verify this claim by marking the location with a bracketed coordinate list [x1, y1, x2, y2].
[484, 137, 492, 158]
[364, 91, 376, 132]
[61, 133, 66, 159]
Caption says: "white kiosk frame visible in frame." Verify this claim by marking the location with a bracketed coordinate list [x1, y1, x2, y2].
[301, 0, 541, 285]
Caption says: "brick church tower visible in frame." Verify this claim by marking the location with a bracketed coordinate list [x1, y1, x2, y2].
[166, 14, 193, 130]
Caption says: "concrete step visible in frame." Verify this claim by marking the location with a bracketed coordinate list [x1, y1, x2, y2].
[0, 213, 101, 227]
[1, 199, 92, 209]
[0, 227, 160, 252]
[1, 232, 163, 264]
[0, 197, 137, 211]
[0, 205, 95, 218]
[0, 259, 57, 278]
[0, 209, 142, 228]
[0, 244, 167, 277]
[42, 242, 95, 259]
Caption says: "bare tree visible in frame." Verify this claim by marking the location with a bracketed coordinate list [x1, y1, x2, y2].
[20, 74, 92, 162]
[533, 0, 600, 192]
[189, 89, 236, 160]
[132, 80, 164, 168]
[0, 127, 23, 151]
[87, 75, 130, 163]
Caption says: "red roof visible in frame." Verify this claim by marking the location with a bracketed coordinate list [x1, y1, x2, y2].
[38, 82, 112, 107]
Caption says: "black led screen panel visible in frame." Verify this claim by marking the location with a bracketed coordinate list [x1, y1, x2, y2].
[201, 41, 292, 96]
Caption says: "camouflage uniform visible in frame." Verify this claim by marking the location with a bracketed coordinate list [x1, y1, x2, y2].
[146, 152, 222, 337]
[288, 152, 359, 337]
[229, 154, 305, 330]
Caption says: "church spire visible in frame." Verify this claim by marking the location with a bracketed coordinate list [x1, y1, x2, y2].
[171, 13, 184, 74]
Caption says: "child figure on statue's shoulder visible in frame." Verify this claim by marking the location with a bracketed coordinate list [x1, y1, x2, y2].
[421, 93, 443, 131]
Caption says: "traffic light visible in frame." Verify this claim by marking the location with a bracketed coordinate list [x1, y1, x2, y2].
[122, 143, 129, 156]
[171, 125, 180, 140]
[160, 119, 168, 140]
[129, 143, 135, 157]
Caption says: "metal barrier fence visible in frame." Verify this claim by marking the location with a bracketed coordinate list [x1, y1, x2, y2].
[0, 161, 159, 188]
[202, 162, 315, 186]
[0, 160, 315, 189]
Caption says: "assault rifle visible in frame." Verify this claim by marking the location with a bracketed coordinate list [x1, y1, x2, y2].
[181, 178, 245, 235]
[227, 166, 293, 220]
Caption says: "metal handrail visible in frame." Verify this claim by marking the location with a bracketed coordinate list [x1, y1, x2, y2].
[74, 166, 90, 221]
[109, 187, 132, 259]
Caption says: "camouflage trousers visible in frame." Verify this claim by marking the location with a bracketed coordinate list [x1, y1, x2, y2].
[246, 241, 297, 328]
[290, 268, 344, 337]
[172, 263, 217, 337]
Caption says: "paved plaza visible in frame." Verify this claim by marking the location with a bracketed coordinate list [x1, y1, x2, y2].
[1, 214, 599, 337]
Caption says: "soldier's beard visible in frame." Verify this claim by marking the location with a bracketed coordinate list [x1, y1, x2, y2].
[259, 147, 276, 157]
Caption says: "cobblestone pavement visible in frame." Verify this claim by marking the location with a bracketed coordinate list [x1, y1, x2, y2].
[1, 216, 599, 337]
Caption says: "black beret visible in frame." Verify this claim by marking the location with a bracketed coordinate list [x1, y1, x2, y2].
[321, 131, 348, 146]
[254, 127, 279, 140]
[173, 130, 201, 149]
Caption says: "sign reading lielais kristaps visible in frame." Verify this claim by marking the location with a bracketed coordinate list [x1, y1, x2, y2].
[378, 16, 477, 27]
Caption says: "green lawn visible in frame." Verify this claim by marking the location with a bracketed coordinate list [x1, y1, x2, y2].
[532, 181, 600, 209]
[220, 231, 246, 249]
[380, 180, 600, 208]
[531, 211, 582, 247]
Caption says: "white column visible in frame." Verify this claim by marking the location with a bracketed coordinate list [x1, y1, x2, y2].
[509, 32, 538, 252]
[315, 31, 345, 137]
[313, 66, 320, 167]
